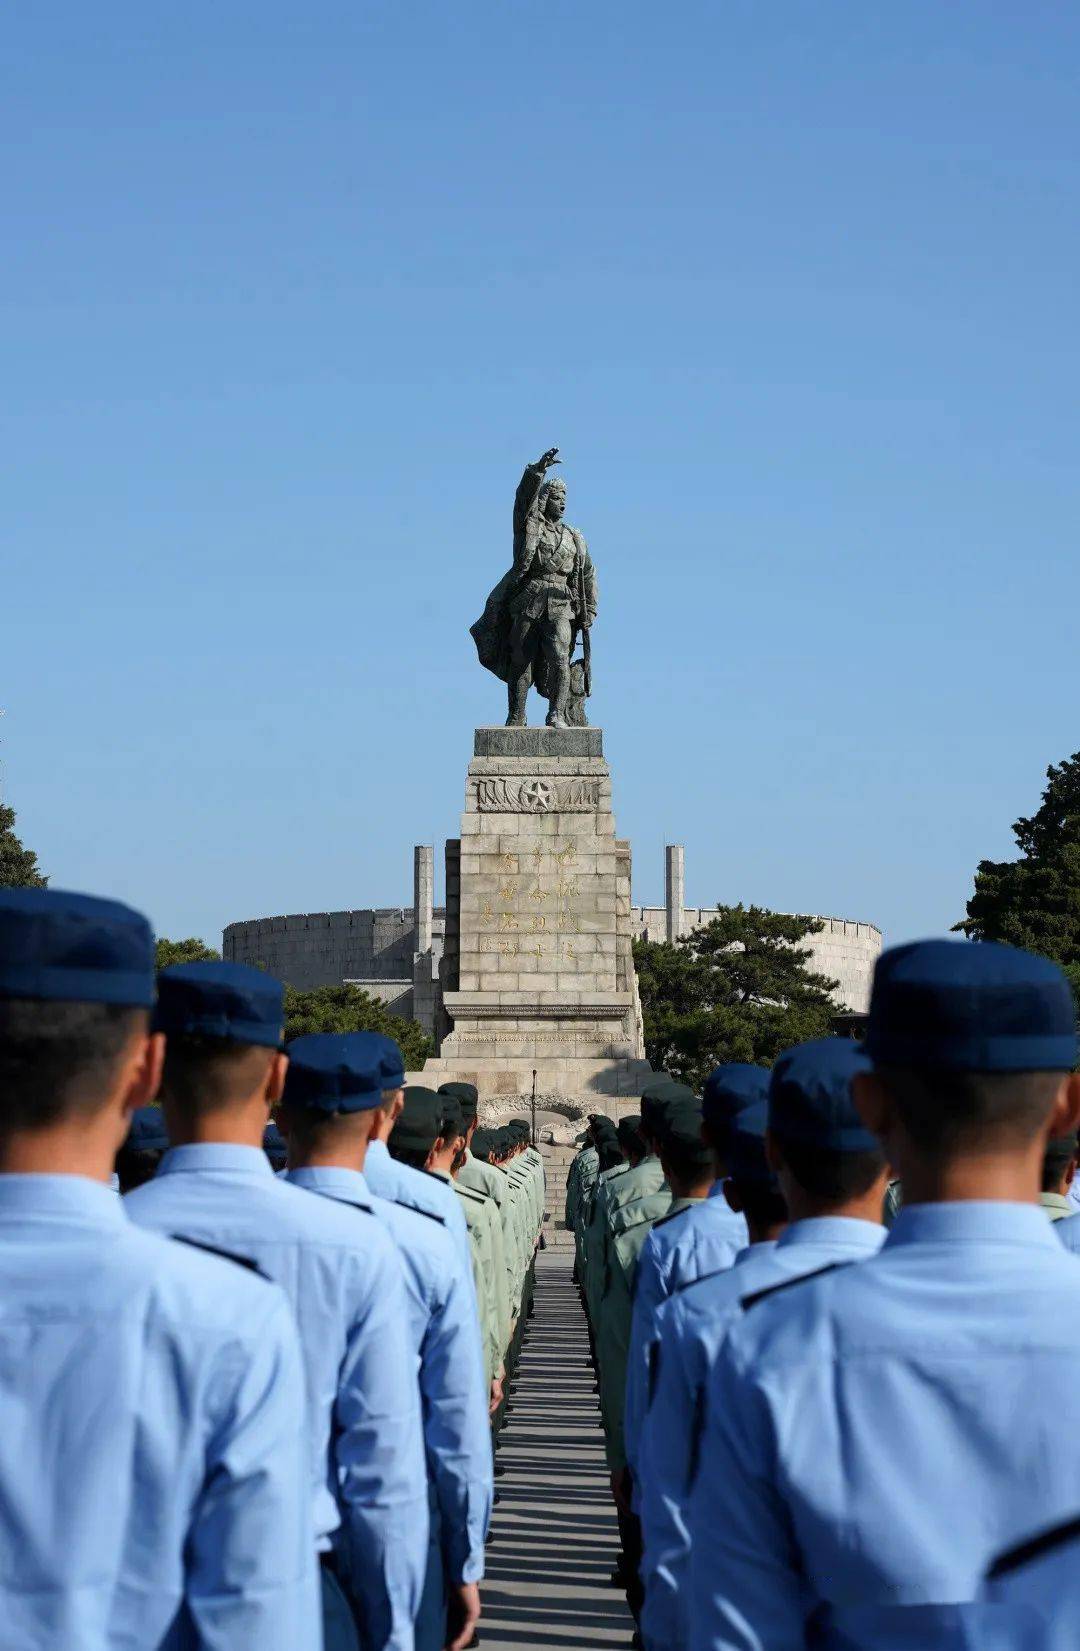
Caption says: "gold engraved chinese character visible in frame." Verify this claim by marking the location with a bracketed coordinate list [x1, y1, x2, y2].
[498, 881, 517, 902]
[565, 943, 577, 961]
[498, 939, 515, 956]
[501, 853, 519, 874]
[499, 911, 519, 932]
[557, 845, 576, 869]
[530, 942, 544, 959]
[532, 844, 544, 871]
[533, 915, 547, 932]
[558, 878, 579, 901]
[479, 902, 495, 928]
[563, 911, 580, 933]
[528, 884, 548, 904]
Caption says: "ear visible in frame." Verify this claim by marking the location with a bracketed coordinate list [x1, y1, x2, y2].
[724, 1180, 744, 1215]
[1048, 1073, 1080, 1138]
[425, 1135, 446, 1171]
[853, 1071, 892, 1141]
[265, 1052, 289, 1107]
[123, 1031, 165, 1117]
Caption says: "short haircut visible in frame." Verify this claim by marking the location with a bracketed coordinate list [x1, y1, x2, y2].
[777, 1139, 888, 1204]
[660, 1135, 713, 1185]
[877, 1067, 1063, 1157]
[736, 1181, 788, 1230]
[1042, 1138, 1077, 1193]
[0, 998, 146, 1135]
[159, 1035, 276, 1116]
[279, 1103, 374, 1157]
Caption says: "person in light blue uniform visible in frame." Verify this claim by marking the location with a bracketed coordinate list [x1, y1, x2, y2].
[362, 1034, 475, 1276]
[1056, 1209, 1080, 1253]
[281, 1032, 492, 1651]
[640, 1041, 888, 1651]
[687, 940, 1080, 1651]
[126, 963, 428, 1651]
[624, 1066, 765, 1495]
[0, 889, 318, 1651]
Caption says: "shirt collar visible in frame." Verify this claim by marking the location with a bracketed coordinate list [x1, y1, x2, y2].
[668, 1196, 706, 1217]
[0, 1173, 127, 1226]
[1040, 1191, 1073, 1219]
[365, 1139, 390, 1164]
[778, 1216, 883, 1253]
[885, 1200, 1063, 1251]
[707, 1181, 728, 1200]
[285, 1165, 372, 1207]
[734, 1238, 777, 1265]
[156, 1143, 274, 1179]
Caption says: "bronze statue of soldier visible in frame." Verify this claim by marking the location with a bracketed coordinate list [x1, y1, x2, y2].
[471, 448, 598, 728]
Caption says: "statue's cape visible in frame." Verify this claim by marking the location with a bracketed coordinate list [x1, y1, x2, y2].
[471, 530, 586, 696]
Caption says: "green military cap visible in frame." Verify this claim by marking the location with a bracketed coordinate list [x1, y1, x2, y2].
[391, 1086, 459, 1155]
[597, 1139, 624, 1173]
[439, 1081, 479, 1123]
[657, 1096, 712, 1168]
[640, 1077, 696, 1132]
[470, 1127, 494, 1161]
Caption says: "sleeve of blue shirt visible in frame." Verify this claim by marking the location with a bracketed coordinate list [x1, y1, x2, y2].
[336, 1244, 431, 1651]
[421, 1259, 494, 1583]
[625, 1231, 668, 1479]
[187, 1286, 322, 1651]
[639, 1306, 701, 1651]
[686, 1336, 807, 1651]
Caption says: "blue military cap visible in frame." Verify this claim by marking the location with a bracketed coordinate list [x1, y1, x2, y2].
[262, 1120, 288, 1170]
[0, 888, 155, 1008]
[866, 940, 1078, 1073]
[703, 1064, 769, 1140]
[154, 961, 284, 1048]
[282, 1033, 384, 1114]
[768, 1038, 878, 1153]
[343, 1030, 406, 1096]
[126, 1105, 169, 1152]
[727, 1098, 777, 1186]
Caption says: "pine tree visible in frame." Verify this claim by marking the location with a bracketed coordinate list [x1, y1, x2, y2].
[0, 801, 47, 888]
[156, 937, 221, 968]
[283, 983, 433, 1071]
[634, 904, 842, 1091]
[957, 752, 1080, 1000]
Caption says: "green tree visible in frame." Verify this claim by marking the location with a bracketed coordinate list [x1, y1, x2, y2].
[156, 937, 221, 969]
[283, 983, 433, 1071]
[634, 904, 842, 1091]
[0, 801, 47, 888]
[956, 751, 1080, 1000]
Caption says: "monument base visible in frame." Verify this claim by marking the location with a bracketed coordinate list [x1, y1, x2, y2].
[425, 726, 653, 1111]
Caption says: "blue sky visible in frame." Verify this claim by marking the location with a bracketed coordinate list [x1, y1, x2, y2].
[4, 2, 1078, 949]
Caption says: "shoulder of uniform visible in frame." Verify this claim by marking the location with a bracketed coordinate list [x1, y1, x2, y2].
[170, 1234, 268, 1278]
[414, 1167, 447, 1184]
[396, 1197, 446, 1226]
[740, 1260, 852, 1311]
[651, 1204, 692, 1232]
[313, 1193, 376, 1218]
[454, 1181, 487, 1205]
[672, 1260, 735, 1299]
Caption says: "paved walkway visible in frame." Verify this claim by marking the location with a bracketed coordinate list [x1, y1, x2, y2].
[481, 1248, 633, 1650]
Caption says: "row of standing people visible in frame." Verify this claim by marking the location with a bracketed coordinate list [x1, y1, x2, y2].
[568, 936, 1080, 1650]
[0, 885, 545, 1651]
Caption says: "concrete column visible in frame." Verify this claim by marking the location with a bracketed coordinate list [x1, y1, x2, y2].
[413, 845, 434, 954]
[665, 844, 685, 944]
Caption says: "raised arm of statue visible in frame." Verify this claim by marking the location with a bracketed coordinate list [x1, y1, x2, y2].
[512, 447, 560, 569]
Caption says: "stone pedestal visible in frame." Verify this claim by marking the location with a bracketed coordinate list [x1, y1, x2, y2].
[424, 727, 652, 1106]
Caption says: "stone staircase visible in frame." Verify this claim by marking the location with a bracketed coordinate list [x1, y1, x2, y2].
[539, 1141, 580, 1250]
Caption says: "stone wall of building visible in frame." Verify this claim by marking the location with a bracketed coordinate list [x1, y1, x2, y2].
[223, 908, 446, 990]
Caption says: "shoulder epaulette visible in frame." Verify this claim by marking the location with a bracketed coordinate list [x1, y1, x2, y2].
[396, 1197, 446, 1226]
[651, 1204, 692, 1232]
[987, 1513, 1080, 1580]
[171, 1235, 266, 1277]
[415, 1167, 447, 1183]
[454, 1182, 487, 1205]
[672, 1261, 732, 1298]
[740, 1260, 851, 1311]
[311, 1193, 375, 1218]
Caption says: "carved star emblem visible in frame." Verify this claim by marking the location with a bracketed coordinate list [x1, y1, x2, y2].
[520, 779, 554, 812]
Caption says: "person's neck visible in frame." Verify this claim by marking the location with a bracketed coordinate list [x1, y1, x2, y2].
[784, 1184, 888, 1226]
[0, 1129, 117, 1182]
[748, 1218, 787, 1245]
[895, 1141, 1043, 1206]
[667, 1175, 713, 1202]
[165, 1107, 265, 1150]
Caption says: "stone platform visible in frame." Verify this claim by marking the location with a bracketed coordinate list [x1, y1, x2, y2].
[423, 727, 653, 1104]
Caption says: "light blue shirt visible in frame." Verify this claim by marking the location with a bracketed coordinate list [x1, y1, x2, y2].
[286, 1164, 492, 1584]
[1056, 1210, 1080, 1253]
[625, 1191, 748, 1481]
[126, 1143, 428, 1651]
[0, 1174, 318, 1651]
[365, 1138, 473, 1275]
[640, 1220, 883, 1651]
[688, 1202, 1080, 1651]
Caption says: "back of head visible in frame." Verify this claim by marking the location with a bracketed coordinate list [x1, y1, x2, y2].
[155, 961, 285, 1120]
[0, 889, 156, 1141]
[391, 1085, 459, 1168]
[440, 1082, 479, 1130]
[727, 1099, 788, 1232]
[768, 1038, 888, 1207]
[617, 1113, 647, 1165]
[279, 1032, 384, 1158]
[640, 1077, 696, 1149]
[657, 1097, 713, 1189]
[865, 939, 1078, 1159]
[703, 1064, 770, 1163]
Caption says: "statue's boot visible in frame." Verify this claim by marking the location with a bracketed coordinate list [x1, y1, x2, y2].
[506, 680, 529, 727]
